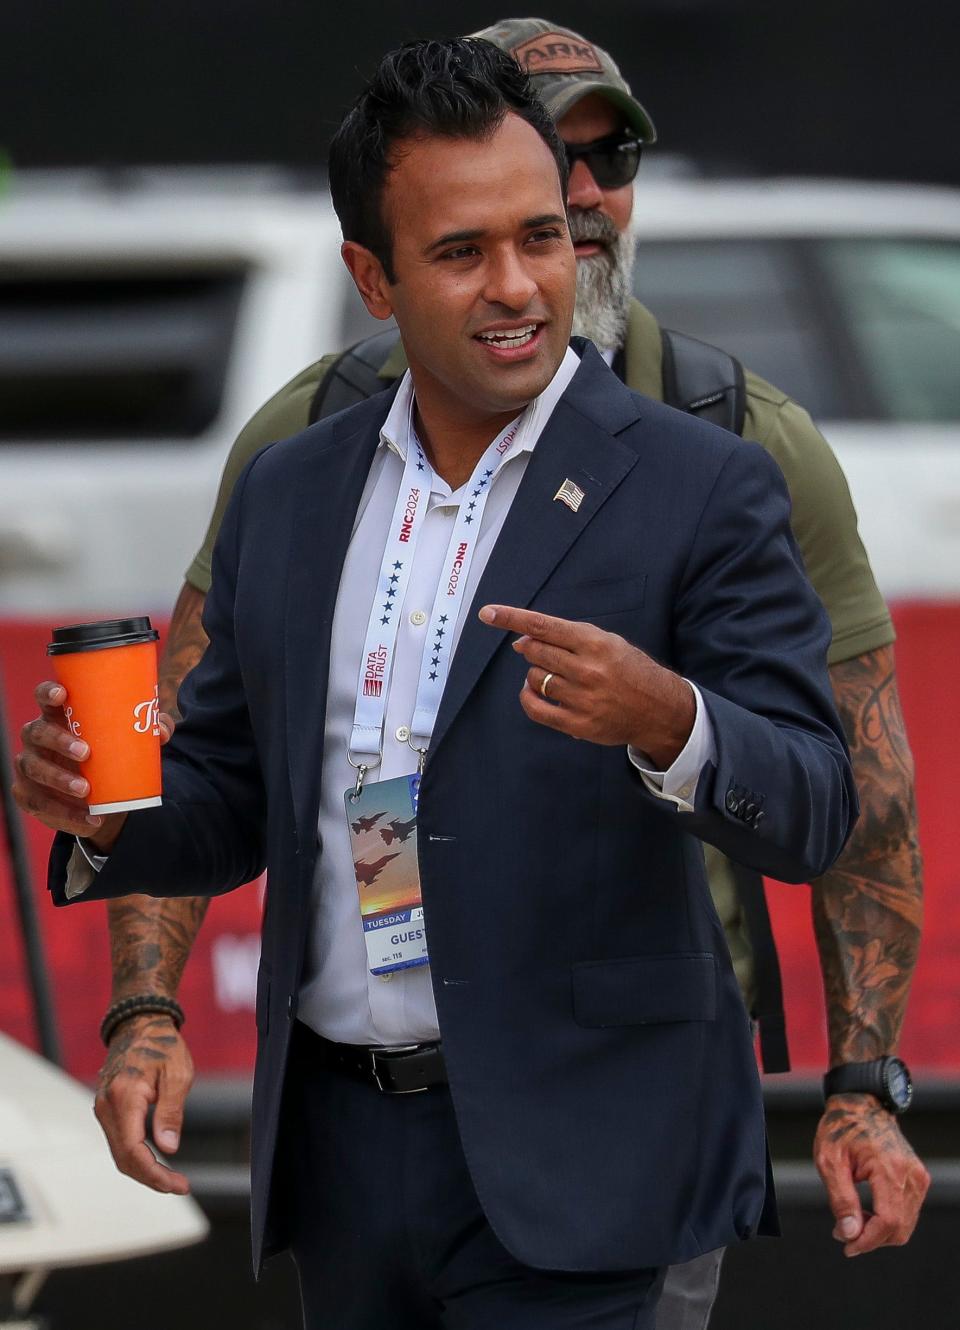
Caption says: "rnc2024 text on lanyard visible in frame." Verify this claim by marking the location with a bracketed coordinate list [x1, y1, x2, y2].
[344, 411, 522, 976]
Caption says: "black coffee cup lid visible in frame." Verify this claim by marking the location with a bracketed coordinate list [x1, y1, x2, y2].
[47, 617, 159, 655]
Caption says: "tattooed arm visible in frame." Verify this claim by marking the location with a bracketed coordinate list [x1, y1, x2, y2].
[95, 582, 210, 1194]
[811, 644, 930, 1254]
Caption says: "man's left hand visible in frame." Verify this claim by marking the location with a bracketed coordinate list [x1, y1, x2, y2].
[479, 604, 695, 768]
[814, 1094, 930, 1256]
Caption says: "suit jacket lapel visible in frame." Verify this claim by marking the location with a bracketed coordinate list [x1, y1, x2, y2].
[428, 346, 643, 760]
[284, 397, 392, 844]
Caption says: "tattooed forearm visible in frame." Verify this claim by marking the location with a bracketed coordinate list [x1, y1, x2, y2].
[107, 579, 211, 1002]
[158, 581, 209, 721]
[108, 895, 210, 999]
[813, 645, 923, 1064]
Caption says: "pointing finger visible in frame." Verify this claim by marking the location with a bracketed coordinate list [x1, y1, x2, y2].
[479, 604, 592, 652]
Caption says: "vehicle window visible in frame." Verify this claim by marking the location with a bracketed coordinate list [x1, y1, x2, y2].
[0, 267, 245, 441]
[632, 239, 850, 420]
[819, 239, 960, 422]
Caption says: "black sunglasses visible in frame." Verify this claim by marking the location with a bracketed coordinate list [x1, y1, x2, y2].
[563, 134, 643, 190]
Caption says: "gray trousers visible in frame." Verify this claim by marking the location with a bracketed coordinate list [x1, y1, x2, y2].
[654, 1249, 725, 1330]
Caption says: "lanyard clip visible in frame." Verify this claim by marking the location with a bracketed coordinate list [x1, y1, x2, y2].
[406, 736, 428, 775]
[351, 764, 369, 802]
[347, 749, 381, 803]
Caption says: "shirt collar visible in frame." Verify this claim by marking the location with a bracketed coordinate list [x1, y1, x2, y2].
[379, 344, 582, 467]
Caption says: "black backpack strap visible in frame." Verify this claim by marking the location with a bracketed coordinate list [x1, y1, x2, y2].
[733, 863, 791, 1072]
[657, 326, 786, 1069]
[308, 327, 404, 424]
[660, 327, 747, 436]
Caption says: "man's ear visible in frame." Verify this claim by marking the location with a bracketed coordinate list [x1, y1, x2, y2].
[341, 242, 394, 321]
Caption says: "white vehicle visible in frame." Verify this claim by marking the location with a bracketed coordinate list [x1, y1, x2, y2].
[627, 177, 960, 602]
[0, 169, 375, 617]
[1, 171, 958, 612]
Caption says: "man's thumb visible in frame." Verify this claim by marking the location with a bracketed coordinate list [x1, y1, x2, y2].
[827, 1163, 864, 1242]
[153, 1087, 186, 1154]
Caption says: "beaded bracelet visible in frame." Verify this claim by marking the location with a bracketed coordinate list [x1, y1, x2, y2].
[100, 994, 185, 1047]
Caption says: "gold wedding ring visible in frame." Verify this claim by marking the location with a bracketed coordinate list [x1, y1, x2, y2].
[540, 671, 555, 700]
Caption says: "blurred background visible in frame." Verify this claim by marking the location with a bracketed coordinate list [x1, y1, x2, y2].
[1, 1, 958, 1327]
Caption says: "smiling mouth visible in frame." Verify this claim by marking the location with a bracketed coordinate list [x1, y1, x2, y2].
[475, 324, 539, 349]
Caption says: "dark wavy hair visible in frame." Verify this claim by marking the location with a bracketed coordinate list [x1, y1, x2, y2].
[328, 38, 569, 283]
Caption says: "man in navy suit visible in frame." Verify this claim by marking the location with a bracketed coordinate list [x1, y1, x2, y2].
[16, 38, 857, 1330]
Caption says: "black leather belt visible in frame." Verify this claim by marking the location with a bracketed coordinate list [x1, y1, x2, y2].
[314, 1033, 447, 1094]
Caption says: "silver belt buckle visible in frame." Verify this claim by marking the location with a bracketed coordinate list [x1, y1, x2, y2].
[369, 1044, 430, 1095]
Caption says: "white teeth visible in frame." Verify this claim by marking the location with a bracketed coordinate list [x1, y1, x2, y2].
[478, 324, 538, 349]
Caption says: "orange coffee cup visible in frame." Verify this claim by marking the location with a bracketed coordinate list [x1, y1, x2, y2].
[47, 617, 162, 815]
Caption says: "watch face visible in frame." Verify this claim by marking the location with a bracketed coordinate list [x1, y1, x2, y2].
[884, 1058, 914, 1111]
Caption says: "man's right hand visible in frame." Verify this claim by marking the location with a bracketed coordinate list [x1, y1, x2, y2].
[94, 1012, 194, 1195]
[13, 681, 122, 845]
[13, 680, 171, 851]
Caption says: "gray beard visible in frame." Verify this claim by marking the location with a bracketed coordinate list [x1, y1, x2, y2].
[569, 217, 637, 353]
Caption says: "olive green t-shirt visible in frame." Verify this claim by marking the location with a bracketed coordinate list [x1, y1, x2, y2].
[186, 300, 893, 1010]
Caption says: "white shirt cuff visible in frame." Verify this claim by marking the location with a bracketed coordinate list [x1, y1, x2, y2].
[628, 683, 716, 813]
[65, 836, 108, 900]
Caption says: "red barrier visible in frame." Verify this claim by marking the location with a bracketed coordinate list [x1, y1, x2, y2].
[2, 608, 957, 1080]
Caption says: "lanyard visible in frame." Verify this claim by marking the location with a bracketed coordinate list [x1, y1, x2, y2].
[349, 408, 522, 766]
[350, 429, 432, 760]
[409, 417, 521, 749]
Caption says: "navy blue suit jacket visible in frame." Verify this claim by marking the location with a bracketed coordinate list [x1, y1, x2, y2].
[51, 344, 857, 1273]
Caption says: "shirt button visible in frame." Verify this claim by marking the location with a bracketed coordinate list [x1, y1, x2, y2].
[410, 610, 427, 626]
[678, 785, 692, 799]
[395, 725, 411, 743]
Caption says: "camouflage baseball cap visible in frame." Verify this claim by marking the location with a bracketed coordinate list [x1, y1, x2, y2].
[473, 18, 657, 143]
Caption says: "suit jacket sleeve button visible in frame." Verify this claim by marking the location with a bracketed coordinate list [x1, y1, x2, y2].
[725, 790, 740, 813]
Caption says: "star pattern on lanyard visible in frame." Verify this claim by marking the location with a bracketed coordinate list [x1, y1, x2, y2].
[430, 620, 448, 677]
[417, 436, 511, 732]
[466, 481, 486, 525]
[382, 564, 404, 626]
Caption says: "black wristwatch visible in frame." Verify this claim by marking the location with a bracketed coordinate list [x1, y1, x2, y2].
[823, 1057, 914, 1114]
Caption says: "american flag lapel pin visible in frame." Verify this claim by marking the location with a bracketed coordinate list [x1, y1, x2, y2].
[553, 478, 586, 513]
